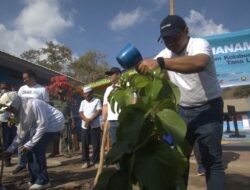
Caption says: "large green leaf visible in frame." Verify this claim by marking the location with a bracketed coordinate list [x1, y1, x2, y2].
[94, 169, 131, 190]
[136, 96, 150, 110]
[133, 75, 150, 89]
[133, 140, 183, 190]
[169, 82, 180, 104]
[133, 118, 155, 151]
[176, 140, 192, 159]
[148, 67, 162, 78]
[110, 89, 134, 110]
[156, 109, 186, 144]
[144, 79, 163, 100]
[117, 105, 147, 148]
[162, 80, 180, 105]
[108, 93, 118, 114]
[105, 142, 131, 165]
[150, 99, 176, 113]
[94, 170, 116, 190]
[119, 153, 135, 175]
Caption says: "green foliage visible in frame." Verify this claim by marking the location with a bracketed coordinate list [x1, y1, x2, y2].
[20, 41, 72, 73]
[94, 68, 191, 190]
[20, 42, 112, 82]
[40, 41, 72, 72]
[20, 49, 41, 63]
[69, 51, 109, 83]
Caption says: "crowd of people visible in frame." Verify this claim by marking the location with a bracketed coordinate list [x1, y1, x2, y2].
[0, 67, 122, 190]
[0, 14, 225, 190]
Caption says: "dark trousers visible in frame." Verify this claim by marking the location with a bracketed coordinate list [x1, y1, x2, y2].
[51, 123, 71, 154]
[1, 122, 16, 162]
[1, 122, 16, 150]
[193, 140, 205, 173]
[179, 97, 225, 190]
[27, 129, 58, 185]
[18, 132, 29, 167]
[61, 123, 72, 153]
[81, 127, 101, 164]
[109, 121, 119, 146]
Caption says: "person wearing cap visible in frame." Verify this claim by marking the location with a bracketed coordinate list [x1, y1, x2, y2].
[0, 91, 64, 190]
[137, 15, 224, 190]
[79, 87, 102, 169]
[101, 67, 121, 146]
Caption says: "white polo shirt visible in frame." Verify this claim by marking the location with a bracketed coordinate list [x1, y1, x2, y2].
[79, 97, 102, 129]
[103, 85, 120, 121]
[155, 37, 221, 107]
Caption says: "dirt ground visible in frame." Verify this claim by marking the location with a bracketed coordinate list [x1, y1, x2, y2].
[2, 142, 250, 190]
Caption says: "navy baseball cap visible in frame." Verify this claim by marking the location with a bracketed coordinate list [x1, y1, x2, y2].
[158, 15, 186, 41]
[105, 67, 121, 76]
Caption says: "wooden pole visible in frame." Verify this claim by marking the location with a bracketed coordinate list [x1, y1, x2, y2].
[94, 121, 110, 186]
[170, 0, 174, 15]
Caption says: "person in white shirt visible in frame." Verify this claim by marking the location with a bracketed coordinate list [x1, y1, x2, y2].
[137, 15, 224, 190]
[101, 67, 121, 145]
[0, 91, 64, 190]
[13, 69, 50, 175]
[79, 87, 102, 169]
[18, 69, 49, 102]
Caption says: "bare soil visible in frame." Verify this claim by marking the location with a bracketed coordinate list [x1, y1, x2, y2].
[2, 144, 250, 190]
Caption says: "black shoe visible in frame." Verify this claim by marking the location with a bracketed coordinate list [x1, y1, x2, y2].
[12, 166, 26, 174]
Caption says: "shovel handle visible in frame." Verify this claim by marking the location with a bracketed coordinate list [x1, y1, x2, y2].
[93, 121, 110, 186]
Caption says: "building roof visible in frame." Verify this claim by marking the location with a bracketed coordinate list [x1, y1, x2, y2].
[0, 50, 84, 85]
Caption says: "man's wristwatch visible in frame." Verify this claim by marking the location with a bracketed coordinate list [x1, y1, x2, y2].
[156, 57, 165, 70]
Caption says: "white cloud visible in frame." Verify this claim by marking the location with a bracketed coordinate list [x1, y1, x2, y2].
[15, 0, 73, 38]
[0, 24, 38, 55]
[109, 7, 147, 31]
[0, 0, 73, 56]
[185, 10, 229, 37]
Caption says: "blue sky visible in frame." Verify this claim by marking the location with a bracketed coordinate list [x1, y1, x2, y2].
[0, 0, 250, 68]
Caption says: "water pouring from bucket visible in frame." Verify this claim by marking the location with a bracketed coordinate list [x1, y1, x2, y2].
[116, 43, 142, 70]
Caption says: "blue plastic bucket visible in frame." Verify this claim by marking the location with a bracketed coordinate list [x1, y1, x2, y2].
[116, 43, 142, 69]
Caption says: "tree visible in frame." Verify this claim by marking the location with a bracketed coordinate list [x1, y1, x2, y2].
[20, 41, 72, 73]
[20, 43, 110, 83]
[94, 68, 191, 190]
[69, 51, 109, 83]
[40, 41, 72, 72]
[20, 49, 41, 64]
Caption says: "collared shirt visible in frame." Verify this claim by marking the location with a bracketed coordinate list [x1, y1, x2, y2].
[155, 37, 221, 107]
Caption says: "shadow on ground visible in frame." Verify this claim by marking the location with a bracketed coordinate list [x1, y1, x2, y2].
[223, 151, 240, 169]
[225, 173, 250, 190]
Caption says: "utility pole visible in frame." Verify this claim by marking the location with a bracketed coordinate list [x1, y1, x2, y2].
[170, 0, 174, 15]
